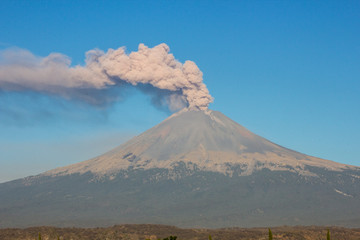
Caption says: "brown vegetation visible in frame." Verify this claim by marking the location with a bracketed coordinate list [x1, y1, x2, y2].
[0, 224, 360, 240]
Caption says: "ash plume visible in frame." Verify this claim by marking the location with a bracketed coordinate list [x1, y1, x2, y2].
[0, 43, 213, 111]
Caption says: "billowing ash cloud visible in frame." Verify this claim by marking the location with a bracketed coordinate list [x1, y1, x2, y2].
[0, 43, 213, 111]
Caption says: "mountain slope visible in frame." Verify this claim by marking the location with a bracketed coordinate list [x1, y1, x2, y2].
[0, 109, 359, 228]
[45, 109, 350, 177]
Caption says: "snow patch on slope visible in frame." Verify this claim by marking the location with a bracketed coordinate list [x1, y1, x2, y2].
[334, 189, 353, 198]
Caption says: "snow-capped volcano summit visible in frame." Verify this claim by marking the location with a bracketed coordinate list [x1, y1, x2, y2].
[0, 109, 359, 228]
[46, 109, 349, 177]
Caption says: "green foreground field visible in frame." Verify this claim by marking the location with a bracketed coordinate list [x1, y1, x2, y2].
[1, 224, 360, 240]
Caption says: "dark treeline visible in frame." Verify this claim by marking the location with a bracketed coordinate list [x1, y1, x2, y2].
[1, 224, 360, 240]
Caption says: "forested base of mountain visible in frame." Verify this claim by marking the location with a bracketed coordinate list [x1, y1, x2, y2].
[2, 167, 360, 228]
[0, 224, 359, 240]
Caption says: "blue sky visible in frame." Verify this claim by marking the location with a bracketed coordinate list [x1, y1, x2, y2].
[0, 0, 359, 182]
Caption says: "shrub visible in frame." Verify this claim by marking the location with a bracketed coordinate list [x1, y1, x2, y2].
[269, 228, 273, 240]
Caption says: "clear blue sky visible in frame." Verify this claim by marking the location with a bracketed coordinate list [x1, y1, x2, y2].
[0, 0, 359, 182]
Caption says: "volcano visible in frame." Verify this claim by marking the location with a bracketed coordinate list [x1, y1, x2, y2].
[1, 109, 359, 228]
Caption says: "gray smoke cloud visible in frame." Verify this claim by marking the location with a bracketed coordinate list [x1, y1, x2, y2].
[0, 43, 213, 111]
